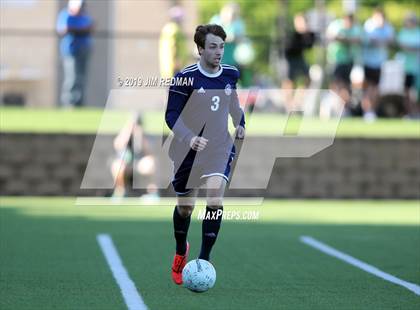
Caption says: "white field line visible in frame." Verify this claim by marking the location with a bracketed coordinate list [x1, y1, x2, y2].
[300, 236, 420, 296]
[97, 234, 148, 310]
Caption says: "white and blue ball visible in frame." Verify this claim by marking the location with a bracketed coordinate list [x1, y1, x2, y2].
[182, 259, 216, 292]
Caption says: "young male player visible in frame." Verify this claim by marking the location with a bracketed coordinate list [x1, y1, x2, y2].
[165, 24, 245, 285]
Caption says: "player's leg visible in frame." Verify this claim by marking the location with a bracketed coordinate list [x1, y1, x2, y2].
[170, 155, 198, 284]
[171, 189, 198, 284]
[199, 175, 227, 261]
[171, 151, 202, 284]
[172, 161, 199, 255]
[174, 189, 198, 255]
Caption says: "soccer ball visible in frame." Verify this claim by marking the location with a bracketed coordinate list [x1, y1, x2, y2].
[182, 259, 216, 292]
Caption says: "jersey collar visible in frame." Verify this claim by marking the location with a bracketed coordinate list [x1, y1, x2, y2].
[197, 61, 223, 78]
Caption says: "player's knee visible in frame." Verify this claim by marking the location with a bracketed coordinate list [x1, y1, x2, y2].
[206, 205, 223, 213]
[207, 197, 223, 208]
[177, 204, 194, 217]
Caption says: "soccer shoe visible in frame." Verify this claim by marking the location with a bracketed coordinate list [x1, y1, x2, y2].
[171, 242, 190, 285]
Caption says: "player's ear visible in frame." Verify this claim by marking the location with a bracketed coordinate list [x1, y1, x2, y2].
[198, 46, 204, 56]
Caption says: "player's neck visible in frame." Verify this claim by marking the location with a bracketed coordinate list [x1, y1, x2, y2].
[199, 59, 220, 74]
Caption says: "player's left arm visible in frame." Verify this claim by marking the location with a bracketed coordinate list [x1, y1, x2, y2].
[229, 71, 245, 139]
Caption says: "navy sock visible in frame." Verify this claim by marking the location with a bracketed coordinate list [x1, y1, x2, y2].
[173, 206, 191, 255]
[199, 206, 223, 261]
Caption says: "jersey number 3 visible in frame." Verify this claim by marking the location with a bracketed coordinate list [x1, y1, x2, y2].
[211, 96, 220, 111]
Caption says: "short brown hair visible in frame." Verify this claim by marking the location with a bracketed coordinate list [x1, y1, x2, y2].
[194, 24, 226, 50]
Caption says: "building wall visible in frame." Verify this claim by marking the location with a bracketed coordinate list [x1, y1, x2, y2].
[0, 0, 198, 108]
[0, 0, 58, 107]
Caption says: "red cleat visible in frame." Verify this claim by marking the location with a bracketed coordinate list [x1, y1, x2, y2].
[171, 242, 190, 285]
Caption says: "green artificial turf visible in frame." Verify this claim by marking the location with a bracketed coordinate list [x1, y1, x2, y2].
[0, 197, 419, 309]
[1, 107, 419, 138]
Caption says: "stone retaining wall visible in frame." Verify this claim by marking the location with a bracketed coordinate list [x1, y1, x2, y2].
[0, 133, 418, 199]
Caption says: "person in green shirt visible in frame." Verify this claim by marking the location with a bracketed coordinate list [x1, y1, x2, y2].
[210, 2, 246, 68]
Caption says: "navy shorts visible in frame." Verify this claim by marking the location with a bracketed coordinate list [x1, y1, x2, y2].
[172, 146, 236, 196]
[333, 63, 353, 84]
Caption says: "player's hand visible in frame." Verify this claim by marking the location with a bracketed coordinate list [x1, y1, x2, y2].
[235, 126, 245, 139]
[190, 136, 208, 151]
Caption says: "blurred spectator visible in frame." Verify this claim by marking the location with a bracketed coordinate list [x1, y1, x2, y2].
[396, 12, 420, 117]
[111, 115, 158, 200]
[159, 5, 189, 79]
[210, 2, 255, 88]
[56, 0, 93, 107]
[210, 2, 246, 67]
[361, 7, 394, 121]
[281, 13, 315, 112]
[324, 14, 362, 117]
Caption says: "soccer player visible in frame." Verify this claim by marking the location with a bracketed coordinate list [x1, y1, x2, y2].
[165, 24, 245, 285]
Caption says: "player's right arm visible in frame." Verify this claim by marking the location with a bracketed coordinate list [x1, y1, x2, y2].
[165, 72, 200, 148]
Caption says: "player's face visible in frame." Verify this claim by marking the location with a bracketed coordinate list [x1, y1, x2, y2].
[200, 33, 224, 68]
